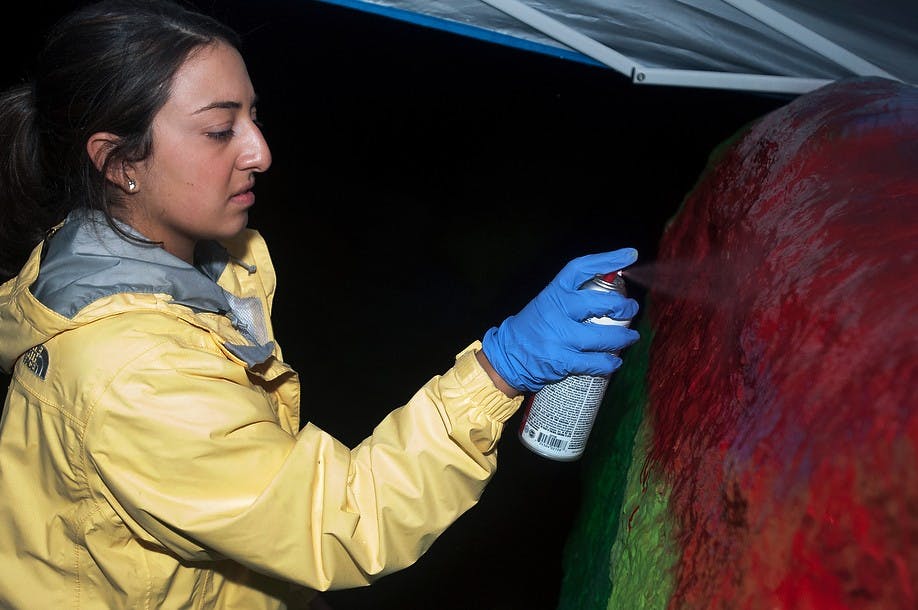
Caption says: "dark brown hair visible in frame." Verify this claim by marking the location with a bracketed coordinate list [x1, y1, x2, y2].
[0, 0, 241, 281]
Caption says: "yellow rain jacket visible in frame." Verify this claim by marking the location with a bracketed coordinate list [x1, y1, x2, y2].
[0, 211, 523, 609]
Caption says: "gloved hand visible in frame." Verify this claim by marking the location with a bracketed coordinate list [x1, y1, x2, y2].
[481, 248, 641, 393]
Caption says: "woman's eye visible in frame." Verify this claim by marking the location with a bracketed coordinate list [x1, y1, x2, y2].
[207, 129, 235, 141]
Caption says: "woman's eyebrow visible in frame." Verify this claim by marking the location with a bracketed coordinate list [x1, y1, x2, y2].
[193, 95, 258, 115]
[194, 100, 240, 114]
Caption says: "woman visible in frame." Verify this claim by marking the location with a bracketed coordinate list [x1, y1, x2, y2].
[0, 1, 640, 608]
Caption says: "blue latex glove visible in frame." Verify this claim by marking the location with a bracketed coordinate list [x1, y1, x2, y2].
[481, 248, 641, 393]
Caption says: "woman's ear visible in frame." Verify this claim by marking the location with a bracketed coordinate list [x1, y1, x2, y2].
[86, 132, 137, 194]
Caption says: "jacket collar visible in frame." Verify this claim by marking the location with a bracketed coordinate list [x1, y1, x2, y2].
[32, 209, 232, 319]
[27, 210, 274, 367]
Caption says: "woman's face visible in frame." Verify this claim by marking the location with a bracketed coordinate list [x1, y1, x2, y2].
[127, 41, 272, 263]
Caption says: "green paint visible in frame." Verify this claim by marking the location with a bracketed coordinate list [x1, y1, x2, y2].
[606, 421, 677, 610]
[557, 315, 656, 609]
[557, 310, 679, 610]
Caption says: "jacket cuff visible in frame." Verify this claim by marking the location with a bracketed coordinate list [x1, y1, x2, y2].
[452, 341, 524, 424]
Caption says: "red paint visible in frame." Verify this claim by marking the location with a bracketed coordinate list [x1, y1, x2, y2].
[645, 78, 918, 609]
[627, 503, 641, 531]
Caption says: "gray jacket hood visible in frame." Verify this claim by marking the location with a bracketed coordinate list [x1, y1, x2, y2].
[0, 210, 273, 373]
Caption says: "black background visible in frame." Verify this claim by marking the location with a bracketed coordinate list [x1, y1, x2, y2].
[0, 1, 787, 608]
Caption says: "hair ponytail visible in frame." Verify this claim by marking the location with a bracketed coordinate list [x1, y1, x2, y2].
[0, 85, 62, 283]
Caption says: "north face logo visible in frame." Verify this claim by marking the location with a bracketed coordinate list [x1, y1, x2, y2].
[22, 345, 49, 380]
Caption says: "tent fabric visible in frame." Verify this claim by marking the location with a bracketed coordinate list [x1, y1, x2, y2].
[313, 0, 917, 95]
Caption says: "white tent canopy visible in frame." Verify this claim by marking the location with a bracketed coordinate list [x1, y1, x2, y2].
[313, 0, 917, 95]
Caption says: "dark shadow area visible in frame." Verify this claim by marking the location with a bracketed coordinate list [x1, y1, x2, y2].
[0, 1, 788, 608]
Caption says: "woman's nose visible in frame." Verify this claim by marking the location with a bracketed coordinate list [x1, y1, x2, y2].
[238, 121, 272, 173]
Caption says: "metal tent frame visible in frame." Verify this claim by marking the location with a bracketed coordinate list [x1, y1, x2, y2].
[312, 0, 915, 95]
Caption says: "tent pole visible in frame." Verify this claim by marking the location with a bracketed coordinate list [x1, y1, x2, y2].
[478, 0, 638, 78]
[481, 0, 836, 94]
[722, 0, 900, 80]
[633, 68, 829, 94]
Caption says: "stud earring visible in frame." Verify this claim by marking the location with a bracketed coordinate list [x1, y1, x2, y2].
[127, 179, 136, 192]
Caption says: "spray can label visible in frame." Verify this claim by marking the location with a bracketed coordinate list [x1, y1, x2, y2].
[518, 271, 631, 461]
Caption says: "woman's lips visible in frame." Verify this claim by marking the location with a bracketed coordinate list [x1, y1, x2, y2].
[230, 188, 255, 207]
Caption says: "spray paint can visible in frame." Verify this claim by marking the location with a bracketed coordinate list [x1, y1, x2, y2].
[518, 271, 632, 461]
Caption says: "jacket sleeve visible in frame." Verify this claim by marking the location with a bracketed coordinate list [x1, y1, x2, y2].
[85, 327, 523, 591]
